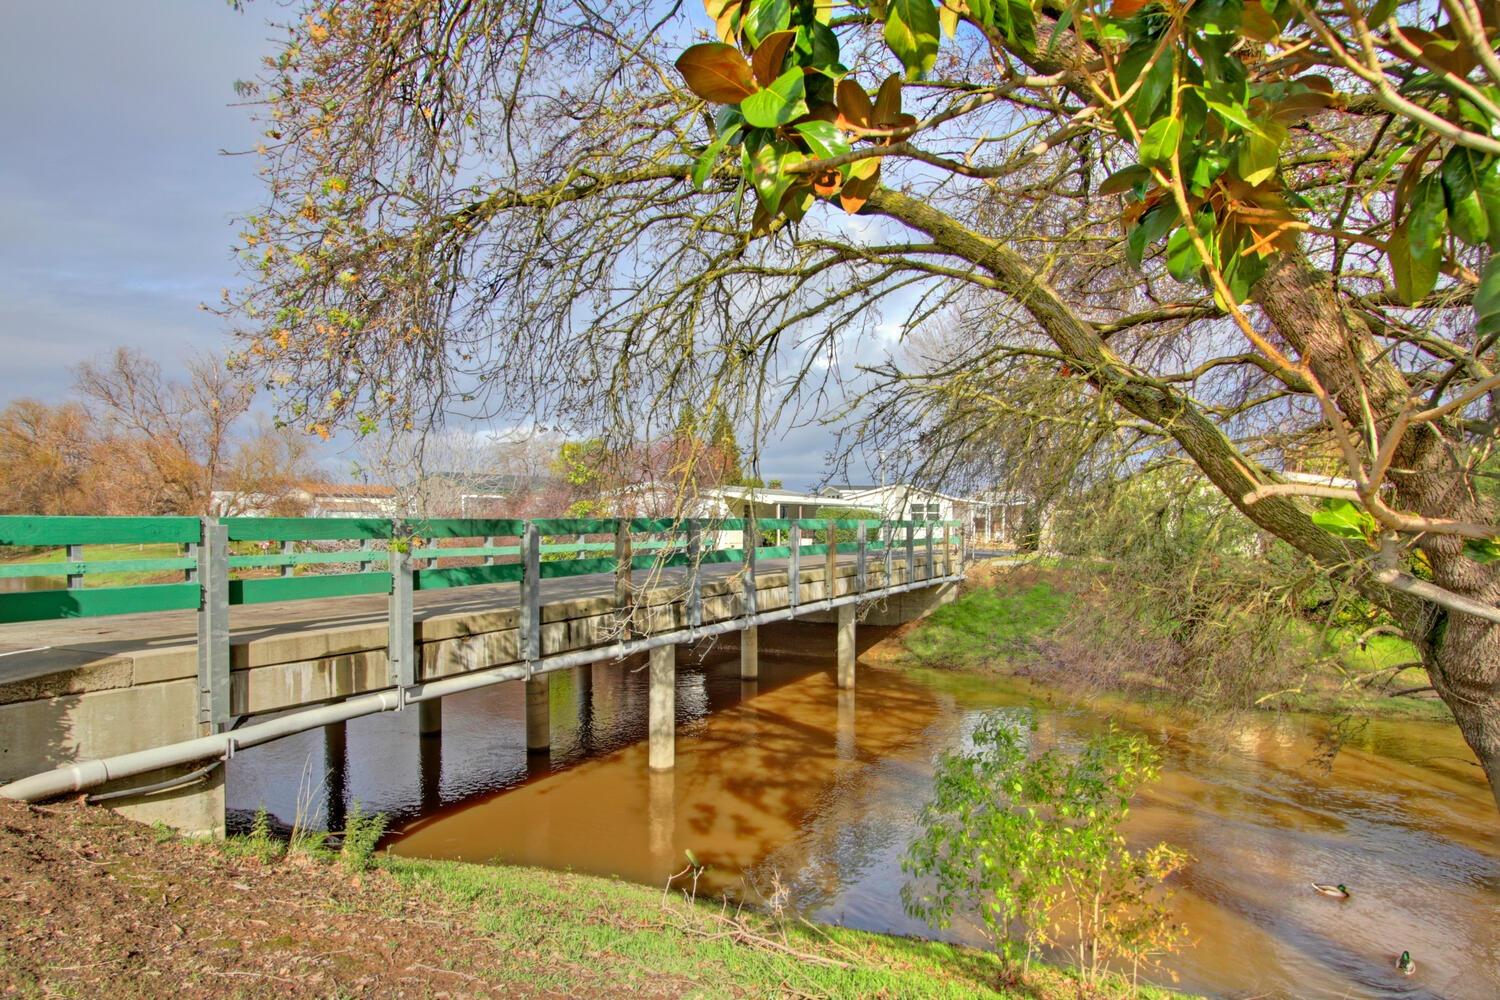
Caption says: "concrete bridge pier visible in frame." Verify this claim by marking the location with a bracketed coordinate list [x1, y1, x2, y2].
[418, 698, 442, 735]
[836, 602, 856, 690]
[525, 674, 550, 753]
[740, 624, 758, 680]
[648, 644, 675, 770]
[324, 720, 348, 833]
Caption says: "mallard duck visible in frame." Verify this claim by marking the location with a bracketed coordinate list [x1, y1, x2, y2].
[1397, 951, 1415, 976]
[1311, 882, 1350, 899]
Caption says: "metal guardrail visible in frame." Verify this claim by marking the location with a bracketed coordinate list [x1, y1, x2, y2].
[0, 514, 965, 732]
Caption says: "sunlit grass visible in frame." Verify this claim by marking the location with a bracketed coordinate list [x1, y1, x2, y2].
[379, 855, 1187, 999]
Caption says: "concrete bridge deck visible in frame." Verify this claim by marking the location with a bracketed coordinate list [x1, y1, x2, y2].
[0, 548, 959, 835]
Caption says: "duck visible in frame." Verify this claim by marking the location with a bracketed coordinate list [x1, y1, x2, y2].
[1310, 882, 1351, 899]
[1397, 951, 1415, 976]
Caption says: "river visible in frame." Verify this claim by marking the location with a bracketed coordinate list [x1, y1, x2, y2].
[227, 621, 1500, 999]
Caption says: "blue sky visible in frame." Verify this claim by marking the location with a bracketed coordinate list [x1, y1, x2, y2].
[0, 1, 853, 489]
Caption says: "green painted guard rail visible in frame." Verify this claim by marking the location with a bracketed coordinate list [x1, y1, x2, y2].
[0, 514, 961, 624]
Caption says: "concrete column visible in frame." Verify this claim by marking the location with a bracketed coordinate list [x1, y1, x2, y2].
[648, 769, 675, 875]
[740, 624, 759, 680]
[525, 673, 551, 753]
[648, 644, 675, 770]
[418, 697, 443, 735]
[324, 720, 347, 833]
[837, 602, 856, 690]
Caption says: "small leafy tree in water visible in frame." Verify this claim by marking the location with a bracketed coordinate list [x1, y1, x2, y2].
[902, 712, 1188, 988]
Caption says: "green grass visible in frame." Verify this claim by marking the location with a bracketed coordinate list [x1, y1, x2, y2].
[378, 854, 1184, 999]
[903, 582, 1074, 669]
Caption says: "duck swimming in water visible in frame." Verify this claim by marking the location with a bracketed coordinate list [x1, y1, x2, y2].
[1311, 882, 1350, 899]
[1397, 951, 1415, 976]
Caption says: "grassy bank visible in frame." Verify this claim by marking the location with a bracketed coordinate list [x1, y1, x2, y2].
[0, 798, 1182, 999]
[893, 560, 1450, 722]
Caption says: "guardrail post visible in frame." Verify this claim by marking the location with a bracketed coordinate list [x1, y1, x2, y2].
[280, 540, 294, 578]
[196, 519, 230, 732]
[824, 521, 837, 605]
[358, 537, 373, 573]
[743, 517, 758, 619]
[66, 543, 83, 590]
[521, 522, 541, 666]
[905, 521, 915, 585]
[857, 521, 868, 594]
[925, 520, 935, 581]
[883, 520, 893, 592]
[944, 523, 952, 577]
[388, 529, 415, 692]
[614, 518, 633, 636]
[686, 520, 703, 630]
[788, 520, 801, 613]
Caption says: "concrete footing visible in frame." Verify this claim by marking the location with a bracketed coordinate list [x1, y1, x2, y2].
[648, 644, 675, 771]
[836, 602, 856, 690]
[418, 697, 443, 735]
[525, 674, 550, 753]
[740, 624, 758, 680]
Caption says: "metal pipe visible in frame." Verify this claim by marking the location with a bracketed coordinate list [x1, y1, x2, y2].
[0, 572, 962, 804]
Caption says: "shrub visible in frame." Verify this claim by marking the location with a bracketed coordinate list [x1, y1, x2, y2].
[902, 711, 1188, 988]
[339, 800, 388, 873]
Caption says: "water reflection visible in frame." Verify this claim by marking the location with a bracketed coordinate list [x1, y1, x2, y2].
[228, 623, 1500, 999]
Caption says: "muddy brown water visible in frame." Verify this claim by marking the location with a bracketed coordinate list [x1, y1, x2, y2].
[229, 623, 1500, 999]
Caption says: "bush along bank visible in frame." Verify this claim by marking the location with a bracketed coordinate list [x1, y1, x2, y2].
[893, 560, 1451, 722]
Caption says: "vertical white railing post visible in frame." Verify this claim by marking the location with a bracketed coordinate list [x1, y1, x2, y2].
[520, 522, 541, 669]
[388, 521, 415, 693]
[742, 516, 758, 621]
[788, 520, 801, 613]
[686, 520, 703, 630]
[856, 520, 868, 594]
[925, 520, 935, 581]
[904, 521, 915, 585]
[196, 518, 230, 732]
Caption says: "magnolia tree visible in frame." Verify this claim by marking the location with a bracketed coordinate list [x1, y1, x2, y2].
[231, 0, 1500, 809]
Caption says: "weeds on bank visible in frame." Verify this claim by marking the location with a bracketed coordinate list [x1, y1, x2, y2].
[339, 801, 387, 874]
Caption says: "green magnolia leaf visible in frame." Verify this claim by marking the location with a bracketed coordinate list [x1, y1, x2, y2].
[793, 119, 849, 162]
[1406, 174, 1448, 297]
[1138, 117, 1182, 169]
[692, 123, 742, 189]
[1476, 256, 1500, 337]
[1310, 499, 1375, 542]
[740, 67, 808, 128]
[993, 0, 1036, 50]
[884, 0, 941, 79]
[750, 140, 802, 213]
[1098, 163, 1151, 196]
[1236, 120, 1285, 186]
[1126, 202, 1180, 267]
[1464, 537, 1500, 563]
[1165, 224, 1201, 282]
[744, 0, 790, 47]
[1442, 147, 1490, 246]
[1205, 97, 1254, 131]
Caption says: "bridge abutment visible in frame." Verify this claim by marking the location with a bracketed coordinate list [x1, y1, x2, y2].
[648, 644, 675, 770]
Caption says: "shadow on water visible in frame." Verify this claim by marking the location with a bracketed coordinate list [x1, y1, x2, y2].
[227, 621, 1500, 1000]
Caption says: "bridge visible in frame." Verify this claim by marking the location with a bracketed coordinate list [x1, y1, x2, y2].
[0, 515, 966, 835]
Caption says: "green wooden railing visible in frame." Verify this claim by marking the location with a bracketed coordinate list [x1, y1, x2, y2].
[0, 514, 960, 625]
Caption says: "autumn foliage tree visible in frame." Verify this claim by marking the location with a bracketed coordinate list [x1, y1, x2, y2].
[233, 1, 1500, 810]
